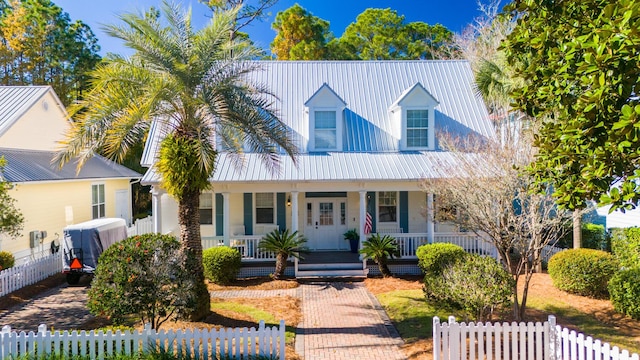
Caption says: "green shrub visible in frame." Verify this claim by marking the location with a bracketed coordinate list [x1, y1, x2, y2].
[203, 246, 242, 284]
[555, 222, 608, 250]
[610, 227, 640, 269]
[608, 267, 640, 320]
[548, 248, 618, 298]
[416, 243, 466, 275]
[0, 251, 15, 270]
[424, 254, 513, 321]
[88, 234, 195, 329]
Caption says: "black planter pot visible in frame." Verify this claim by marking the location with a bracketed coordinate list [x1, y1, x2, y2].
[349, 238, 359, 253]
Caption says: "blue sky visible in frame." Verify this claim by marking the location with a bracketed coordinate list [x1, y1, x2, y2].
[54, 0, 505, 56]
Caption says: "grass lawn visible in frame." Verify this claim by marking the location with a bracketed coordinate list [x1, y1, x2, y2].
[369, 273, 640, 359]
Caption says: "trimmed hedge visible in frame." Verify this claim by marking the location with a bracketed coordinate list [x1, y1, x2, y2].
[608, 267, 640, 320]
[416, 243, 467, 275]
[0, 251, 15, 270]
[203, 246, 242, 285]
[548, 248, 618, 298]
[610, 227, 640, 269]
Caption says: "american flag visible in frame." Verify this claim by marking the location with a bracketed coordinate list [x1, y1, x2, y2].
[364, 211, 372, 234]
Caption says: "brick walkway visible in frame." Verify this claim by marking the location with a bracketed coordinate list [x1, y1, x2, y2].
[296, 282, 406, 360]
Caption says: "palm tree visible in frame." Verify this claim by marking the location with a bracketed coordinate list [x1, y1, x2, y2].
[54, 2, 297, 319]
[258, 229, 307, 279]
[360, 233, 401, 278]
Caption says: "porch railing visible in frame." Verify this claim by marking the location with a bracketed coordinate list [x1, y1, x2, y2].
[202, 236, 277, 261]
[433, 232, 499, 258]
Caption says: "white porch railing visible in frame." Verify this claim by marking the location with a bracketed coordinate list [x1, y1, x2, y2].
[0, 321, 286, 360]
[126, 216, 154, 237]
[202, 236, 278, 261]
[389, 233, 429, 258]
[434, 232, 499, 258]
[0, 252, 63, 297]
[434, 315, 639, 360]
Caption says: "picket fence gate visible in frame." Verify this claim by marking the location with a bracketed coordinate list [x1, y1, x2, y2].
[434, 315, 639, 360]
[0, 252, 63, 297]
[0, 321, 286, 360]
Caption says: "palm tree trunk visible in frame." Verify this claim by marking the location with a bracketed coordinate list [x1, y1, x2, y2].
[178, 188, 210, 321]
[274, 252, 287, 279]
[378, 258, 392, 278]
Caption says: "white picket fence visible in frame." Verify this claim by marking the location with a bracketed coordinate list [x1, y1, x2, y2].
[0, 252, 62, 297]
[434, 315, 640, 360]
[126, 216, 154, 237]
[0, 320, 286, 360]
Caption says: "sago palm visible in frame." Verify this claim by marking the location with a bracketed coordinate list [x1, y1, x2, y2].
[360, 233, 400, 278]
[258, 229, 307, 279]
[54, 2, 297, 319]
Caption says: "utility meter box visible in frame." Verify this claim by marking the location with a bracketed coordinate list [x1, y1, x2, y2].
[29, 230, 41, 248]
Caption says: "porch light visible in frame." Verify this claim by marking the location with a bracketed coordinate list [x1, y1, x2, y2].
[287, 196, 291, 206]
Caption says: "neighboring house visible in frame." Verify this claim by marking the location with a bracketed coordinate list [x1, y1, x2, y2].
[0, 86, 140, 265]
[141, 61, 494, 277]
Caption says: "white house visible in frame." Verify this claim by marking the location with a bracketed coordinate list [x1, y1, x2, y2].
[0, 86, 140, 265]
[141, 61, 495, 277]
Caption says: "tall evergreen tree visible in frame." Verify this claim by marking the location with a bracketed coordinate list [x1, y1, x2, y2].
[270, 3, 333, 60]
[55, 2, 298, 320]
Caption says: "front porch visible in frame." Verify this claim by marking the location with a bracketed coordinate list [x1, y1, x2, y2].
[201, 232, 498, 278]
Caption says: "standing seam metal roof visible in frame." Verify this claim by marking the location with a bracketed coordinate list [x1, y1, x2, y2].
[0, 86, 52, 137]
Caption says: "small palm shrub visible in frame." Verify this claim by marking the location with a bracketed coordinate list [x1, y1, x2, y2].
[360, 233, 400, 277]
[548, 248, 618, 298]
[608, 267, 640, 320]
[424, 254, 514, 321]
[416, 243, 467, 276]
[203, 246, 242, 285]
[0, 251, 15, 270]
[610, 227, 640, 269]
[258, 229, 307, 279]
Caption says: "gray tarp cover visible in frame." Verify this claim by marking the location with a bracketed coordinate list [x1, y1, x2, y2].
[63, 218, 128, 272]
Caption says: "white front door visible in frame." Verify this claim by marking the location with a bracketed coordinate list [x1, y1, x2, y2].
[304, 198, 349, 250]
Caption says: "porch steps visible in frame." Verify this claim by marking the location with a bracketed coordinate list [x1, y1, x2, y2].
[296, 262, 368, 279]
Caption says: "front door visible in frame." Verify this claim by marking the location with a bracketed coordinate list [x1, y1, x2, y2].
[304, 199, 349, 250]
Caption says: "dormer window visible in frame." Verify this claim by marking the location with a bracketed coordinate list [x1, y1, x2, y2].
[314, 110, 337, 149]
[406, 109, 429, 148]
[305, 83, 346, 152]
[390, 82, 439, 151]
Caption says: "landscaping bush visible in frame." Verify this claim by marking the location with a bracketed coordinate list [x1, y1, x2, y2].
[424, 254, 513, 321]
[608, 267, 640, 320]
[0, 250, 15, 270]
[548, 248, 618, 298]
[88, 234, 195, 329]
[555, 222, 608, 250]
[202, 246, 242, 284]
[610, 227, 640, 269]
[360, 233, 400, 278]
[416, 243, 466, 275]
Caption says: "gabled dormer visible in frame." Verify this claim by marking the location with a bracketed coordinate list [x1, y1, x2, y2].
[389, 83, 439, 151]
[305, 83, 346, 152]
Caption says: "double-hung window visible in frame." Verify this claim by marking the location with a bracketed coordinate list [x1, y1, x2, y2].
[378, 191, 398, 223]
[406, 109, 429, 148]
[199, 193, 213, 225]
[92, 184, 105, 219]
[314, 110, 337, 150]
[256, 193, 275, 224]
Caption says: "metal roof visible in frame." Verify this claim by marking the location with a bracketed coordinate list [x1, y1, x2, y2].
[141, 60, 495, 182]
[142, 151, 478, 184]
[0, 148, 141, 183]
[0, 86, 57, 137]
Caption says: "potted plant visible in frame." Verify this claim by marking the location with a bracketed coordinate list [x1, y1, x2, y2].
[343, 229, 360, 253]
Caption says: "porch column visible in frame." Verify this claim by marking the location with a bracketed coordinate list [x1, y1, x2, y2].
[290, 191, 299, 232]
[427, 193, 435, 243]
[222, 192, 230, 246]
[359, 191, 367, 262]
[151, 186, 163, 234]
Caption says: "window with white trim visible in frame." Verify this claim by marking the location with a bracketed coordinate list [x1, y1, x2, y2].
[406, 109, 429, 148]
[378, 191, 398, 223]
[255, 193, 275, 224]
[199, 193, 213, 225]
[92, 184, 105, 219]
[314, 110, 337, 150]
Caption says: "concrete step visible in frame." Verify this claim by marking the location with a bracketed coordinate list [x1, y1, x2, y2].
[296, 268, 368, 279]
[298, 262, 363, 271]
